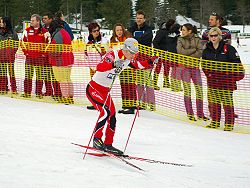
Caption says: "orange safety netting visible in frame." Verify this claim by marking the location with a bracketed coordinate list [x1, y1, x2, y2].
[0, 39, 249, 133]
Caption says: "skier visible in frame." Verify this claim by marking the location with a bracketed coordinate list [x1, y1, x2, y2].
[86, 38, 158, 155]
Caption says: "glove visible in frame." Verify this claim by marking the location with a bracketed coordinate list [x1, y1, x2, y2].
[113, 59, 124, 69]
[148, 56, 159, 65]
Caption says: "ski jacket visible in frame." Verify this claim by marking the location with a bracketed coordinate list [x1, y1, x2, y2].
[62, 21, 74, 41]
[0, 28, 19, 62]
[21, 26, 50, 58]
[153, 23, 180, 53]
[92, 49, 150, 88]
[202, 26, 231, 44]
[202, 41, 244, 91]
[128, 23, 153, 47]
[177, 33, 203, 58]
[49, 28, 74, 67]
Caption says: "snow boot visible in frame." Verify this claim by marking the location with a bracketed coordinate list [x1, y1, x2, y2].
[206, 120, 220, 129]
[120, 108, 135, 114]
[224, 124, 234, 131]
[188, 115, 197, 121]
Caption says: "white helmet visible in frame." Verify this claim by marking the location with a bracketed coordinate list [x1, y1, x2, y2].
[123, 38, 139, 54]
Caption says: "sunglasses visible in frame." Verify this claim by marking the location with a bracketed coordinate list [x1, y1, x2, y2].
[211, 12, 218, 16]
[209, 34, 219, 38]
[92, 29, 100, 33]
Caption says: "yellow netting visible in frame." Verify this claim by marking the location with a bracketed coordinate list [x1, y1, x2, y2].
[0, 39, 249, 133]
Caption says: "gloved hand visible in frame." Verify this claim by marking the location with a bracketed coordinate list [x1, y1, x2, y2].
[113, 59, 125, 74]
[113, 59, 124, 69]
[148, 56, 159, 65]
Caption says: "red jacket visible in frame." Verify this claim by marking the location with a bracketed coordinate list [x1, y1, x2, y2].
[21, 26, 50, 58]
[49, 28, 74, 67]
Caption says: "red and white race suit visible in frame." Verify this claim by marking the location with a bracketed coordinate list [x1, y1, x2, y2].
[86, 49, 149, 145]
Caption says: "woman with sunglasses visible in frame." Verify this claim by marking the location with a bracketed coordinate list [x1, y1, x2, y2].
[177, 23, 208, 122]
[202, 27, 244, 131]
[110, 23, 137, 114]
[86, 22, 108, 110]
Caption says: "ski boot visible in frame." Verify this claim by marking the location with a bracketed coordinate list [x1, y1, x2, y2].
[93, 137, 106, 151]
[105, 145, 124, 156]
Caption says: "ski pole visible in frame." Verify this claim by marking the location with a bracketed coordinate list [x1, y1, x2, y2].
[83, 58, 124, 159]
[123, 66, 154, 154]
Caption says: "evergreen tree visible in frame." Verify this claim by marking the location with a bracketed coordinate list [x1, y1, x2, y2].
[135, 0, 158, 27]
[236, 0, 250, 26]
[221, 0, 239, 24]
[47, 0, 62, 14]
[98, 0, 131, 29]
[155, 0, 178, 27]
[61, 0, 100, 23]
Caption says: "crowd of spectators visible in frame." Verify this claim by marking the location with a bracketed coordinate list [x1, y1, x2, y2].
[0, 11, 245, 131]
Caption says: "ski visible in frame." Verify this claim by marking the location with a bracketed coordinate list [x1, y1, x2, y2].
[86, 152, 106, 157]
[72, 143, 144, 172]
[72, 143, 192, 167]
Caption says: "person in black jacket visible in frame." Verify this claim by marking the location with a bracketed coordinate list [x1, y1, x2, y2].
[128, 10, 153, 47]
[154, 20, 181, 92]
[152, 19, 179, 90]
[127, 10, 155, 111]
[0, 17, 18, 95]
[202, 27, 244, 131]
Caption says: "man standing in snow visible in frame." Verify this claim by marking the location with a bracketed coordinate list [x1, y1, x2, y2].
[21, 14, 51, 99]
[86, 38, 158, 155]
[128, 10, 156, 112]
[202, 12, 231, 45]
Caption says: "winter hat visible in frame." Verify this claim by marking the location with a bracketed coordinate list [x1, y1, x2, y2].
[123, 38, 139, 54]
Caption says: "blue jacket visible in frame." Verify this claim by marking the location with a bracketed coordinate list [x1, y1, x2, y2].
[128, 23, 153, 47]
[63, 21, 74, 41]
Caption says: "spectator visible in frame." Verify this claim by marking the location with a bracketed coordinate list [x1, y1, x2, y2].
[202, 27, 245, 131]
[42, 12, 53, 30]
[0, 16, 18, 95]
[177, 23, 209, 121]
[110, 23, 137, 114]
[152, 19, 178, 90]
[110, 23, 132, 45]
[42, 12, 63, 101]
[48, 20, 74, 104]
[202, 12, 237, 119]
[21, 14, 50, 98]
[86, 22, 108, 110]
[202, 12, 231, 45]
[236, 36, 241, 48]
[128, 10, 156, 111]
[54, 11, 74, 41]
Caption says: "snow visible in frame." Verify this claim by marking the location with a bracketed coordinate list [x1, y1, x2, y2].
[224, 25, 250, 34]
[1, 38, 250, 188]
[176, 15, 206, 29]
